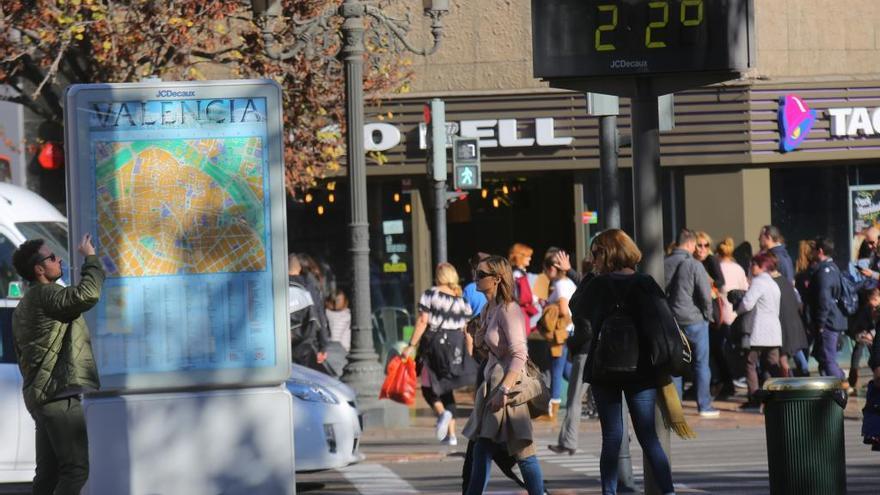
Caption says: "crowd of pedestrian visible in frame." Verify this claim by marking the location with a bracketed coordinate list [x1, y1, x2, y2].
[389, 222, 880, 494]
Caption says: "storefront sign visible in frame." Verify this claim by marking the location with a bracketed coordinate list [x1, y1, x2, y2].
[778, 95, 816, 152]
[364, 117, 574, 152]
[828, 107, 880, 137]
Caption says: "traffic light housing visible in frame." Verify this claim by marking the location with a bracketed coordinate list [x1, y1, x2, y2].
[452, 137, 480, 190]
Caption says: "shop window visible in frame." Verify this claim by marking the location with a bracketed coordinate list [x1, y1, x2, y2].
[770, 166, 850, 267]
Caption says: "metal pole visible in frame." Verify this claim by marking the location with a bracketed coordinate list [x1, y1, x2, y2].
[631, 77, 671, 495]
[430, 98, 448, 265]
[599, 115, 621, 231]
[433, 179, 447, 264]
[597, 111, 636, 492]
[339, 0, 384, 407]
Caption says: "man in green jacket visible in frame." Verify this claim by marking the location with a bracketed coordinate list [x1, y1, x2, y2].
[11, 234, 105, 495]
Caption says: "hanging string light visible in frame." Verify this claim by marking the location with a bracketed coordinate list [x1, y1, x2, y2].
[502, 184, 509, 195]
[328, 193, 335, 203]
[305, 193, 313, 203]
[404, 203, 412, 214]
[393, 192, 401, 203]
[317, 205, 325, 215]
[481, 188, 488, 199]
[492, 198, 499, 208]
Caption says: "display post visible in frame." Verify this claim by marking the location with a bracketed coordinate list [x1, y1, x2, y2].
[64, 79, 295, 494]
[532, 2, 755, 494]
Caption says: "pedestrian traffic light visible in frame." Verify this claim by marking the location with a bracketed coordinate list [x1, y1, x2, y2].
[452, 137, 480, 190]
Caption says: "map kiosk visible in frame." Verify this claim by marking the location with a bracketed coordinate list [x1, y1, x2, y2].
[64, 79, 295, 494]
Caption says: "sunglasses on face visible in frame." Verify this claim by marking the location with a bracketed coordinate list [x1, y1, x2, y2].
[476, 270, 495, 280]
[35, 253, 57, 264]
[697, 243, 710, 248]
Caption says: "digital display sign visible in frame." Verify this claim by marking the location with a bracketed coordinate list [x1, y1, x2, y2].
[532, 0, 754, 79]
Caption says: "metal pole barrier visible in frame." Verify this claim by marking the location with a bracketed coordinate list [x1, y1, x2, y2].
[631, 77, 670, 495]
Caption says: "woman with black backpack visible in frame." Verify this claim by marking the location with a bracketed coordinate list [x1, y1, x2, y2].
[403, 262, 474, 446]
[572, 229, 689, 495]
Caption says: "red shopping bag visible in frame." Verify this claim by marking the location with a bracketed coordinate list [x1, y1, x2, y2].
[379, 355, 417, 406]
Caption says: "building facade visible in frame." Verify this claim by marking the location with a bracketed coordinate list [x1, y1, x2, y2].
[289, 0, 880, 313]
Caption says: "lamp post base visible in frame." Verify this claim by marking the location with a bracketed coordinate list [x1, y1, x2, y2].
[359, 398, 411, 429]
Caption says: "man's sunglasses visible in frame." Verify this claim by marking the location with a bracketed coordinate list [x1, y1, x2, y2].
[475, 270, 496, 280]
[29, 252, 57, 266]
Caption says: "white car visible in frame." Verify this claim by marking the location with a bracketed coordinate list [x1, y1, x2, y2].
[0, 355, 363, 481]
[287, 364, 365, 472]
[0, 183, 363, 482]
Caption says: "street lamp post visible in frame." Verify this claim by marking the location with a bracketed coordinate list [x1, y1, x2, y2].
[339, 1, 447, 418]
[250, 0, 448, 421]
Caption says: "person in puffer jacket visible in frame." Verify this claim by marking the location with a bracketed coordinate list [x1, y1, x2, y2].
[12, 234, 105, 495]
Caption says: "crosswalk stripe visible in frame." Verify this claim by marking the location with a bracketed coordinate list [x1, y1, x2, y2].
[340, 463, 419, 494]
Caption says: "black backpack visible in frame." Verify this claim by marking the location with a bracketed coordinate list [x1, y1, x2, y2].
[837, 268, 860, 317]
[591, 283, 640, 380]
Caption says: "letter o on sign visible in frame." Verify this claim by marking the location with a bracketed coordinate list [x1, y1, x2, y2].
[364, 123, 401, 152]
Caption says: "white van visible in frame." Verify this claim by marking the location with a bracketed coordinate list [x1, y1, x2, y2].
[0, 182, 69, 482]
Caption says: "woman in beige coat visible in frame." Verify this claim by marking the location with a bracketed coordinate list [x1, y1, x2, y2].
[462, 255, 544, 495]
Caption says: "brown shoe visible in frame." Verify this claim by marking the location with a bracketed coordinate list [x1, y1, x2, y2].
[549, 400, 561, 418]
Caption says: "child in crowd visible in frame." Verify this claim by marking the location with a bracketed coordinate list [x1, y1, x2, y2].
[325, 289, 351, 352]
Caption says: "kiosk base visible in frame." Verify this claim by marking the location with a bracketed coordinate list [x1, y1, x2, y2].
[83, 386, 296, 495]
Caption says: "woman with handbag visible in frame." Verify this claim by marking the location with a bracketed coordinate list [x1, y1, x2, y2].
[575, 229, 685, 495]
[403, 262, 473, 446]
[462, 255, 545, 495]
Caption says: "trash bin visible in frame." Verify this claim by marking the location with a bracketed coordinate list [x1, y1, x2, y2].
[758, 377, 848, 495]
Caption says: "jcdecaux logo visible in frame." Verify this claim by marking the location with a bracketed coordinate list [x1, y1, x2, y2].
[778, 94, 816, 153]
[155, 89, 196, 98]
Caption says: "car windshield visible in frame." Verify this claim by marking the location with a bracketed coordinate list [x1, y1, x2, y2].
[15, 222, 71, 285]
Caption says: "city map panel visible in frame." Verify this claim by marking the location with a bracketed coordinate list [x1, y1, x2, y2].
[94, 137, 266, 277]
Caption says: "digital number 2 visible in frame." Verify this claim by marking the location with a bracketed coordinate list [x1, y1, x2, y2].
[595, 4, 618, 52]
[645, 1, 669, 49]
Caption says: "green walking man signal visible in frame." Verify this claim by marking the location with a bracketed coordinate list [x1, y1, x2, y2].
[452, 137, 481, 190]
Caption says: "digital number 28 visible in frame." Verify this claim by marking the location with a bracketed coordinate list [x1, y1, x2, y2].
[594, 0, 705, 52]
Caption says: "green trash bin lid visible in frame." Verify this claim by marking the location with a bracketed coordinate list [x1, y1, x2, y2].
[763, 376, 846, 391]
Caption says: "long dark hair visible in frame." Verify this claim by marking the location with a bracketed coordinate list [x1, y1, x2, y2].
[482, 255, 515, 305]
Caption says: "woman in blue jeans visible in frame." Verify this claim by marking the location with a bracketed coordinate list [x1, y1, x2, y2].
[462, 255, 544, 494]
[572, 229, 678, 495]
[543, 254, 578, 417]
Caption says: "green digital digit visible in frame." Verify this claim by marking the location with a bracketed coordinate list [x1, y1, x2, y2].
[645, 1, 669, 49]
[594, 4, 618, 52]
[681, 0, 704, 26]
